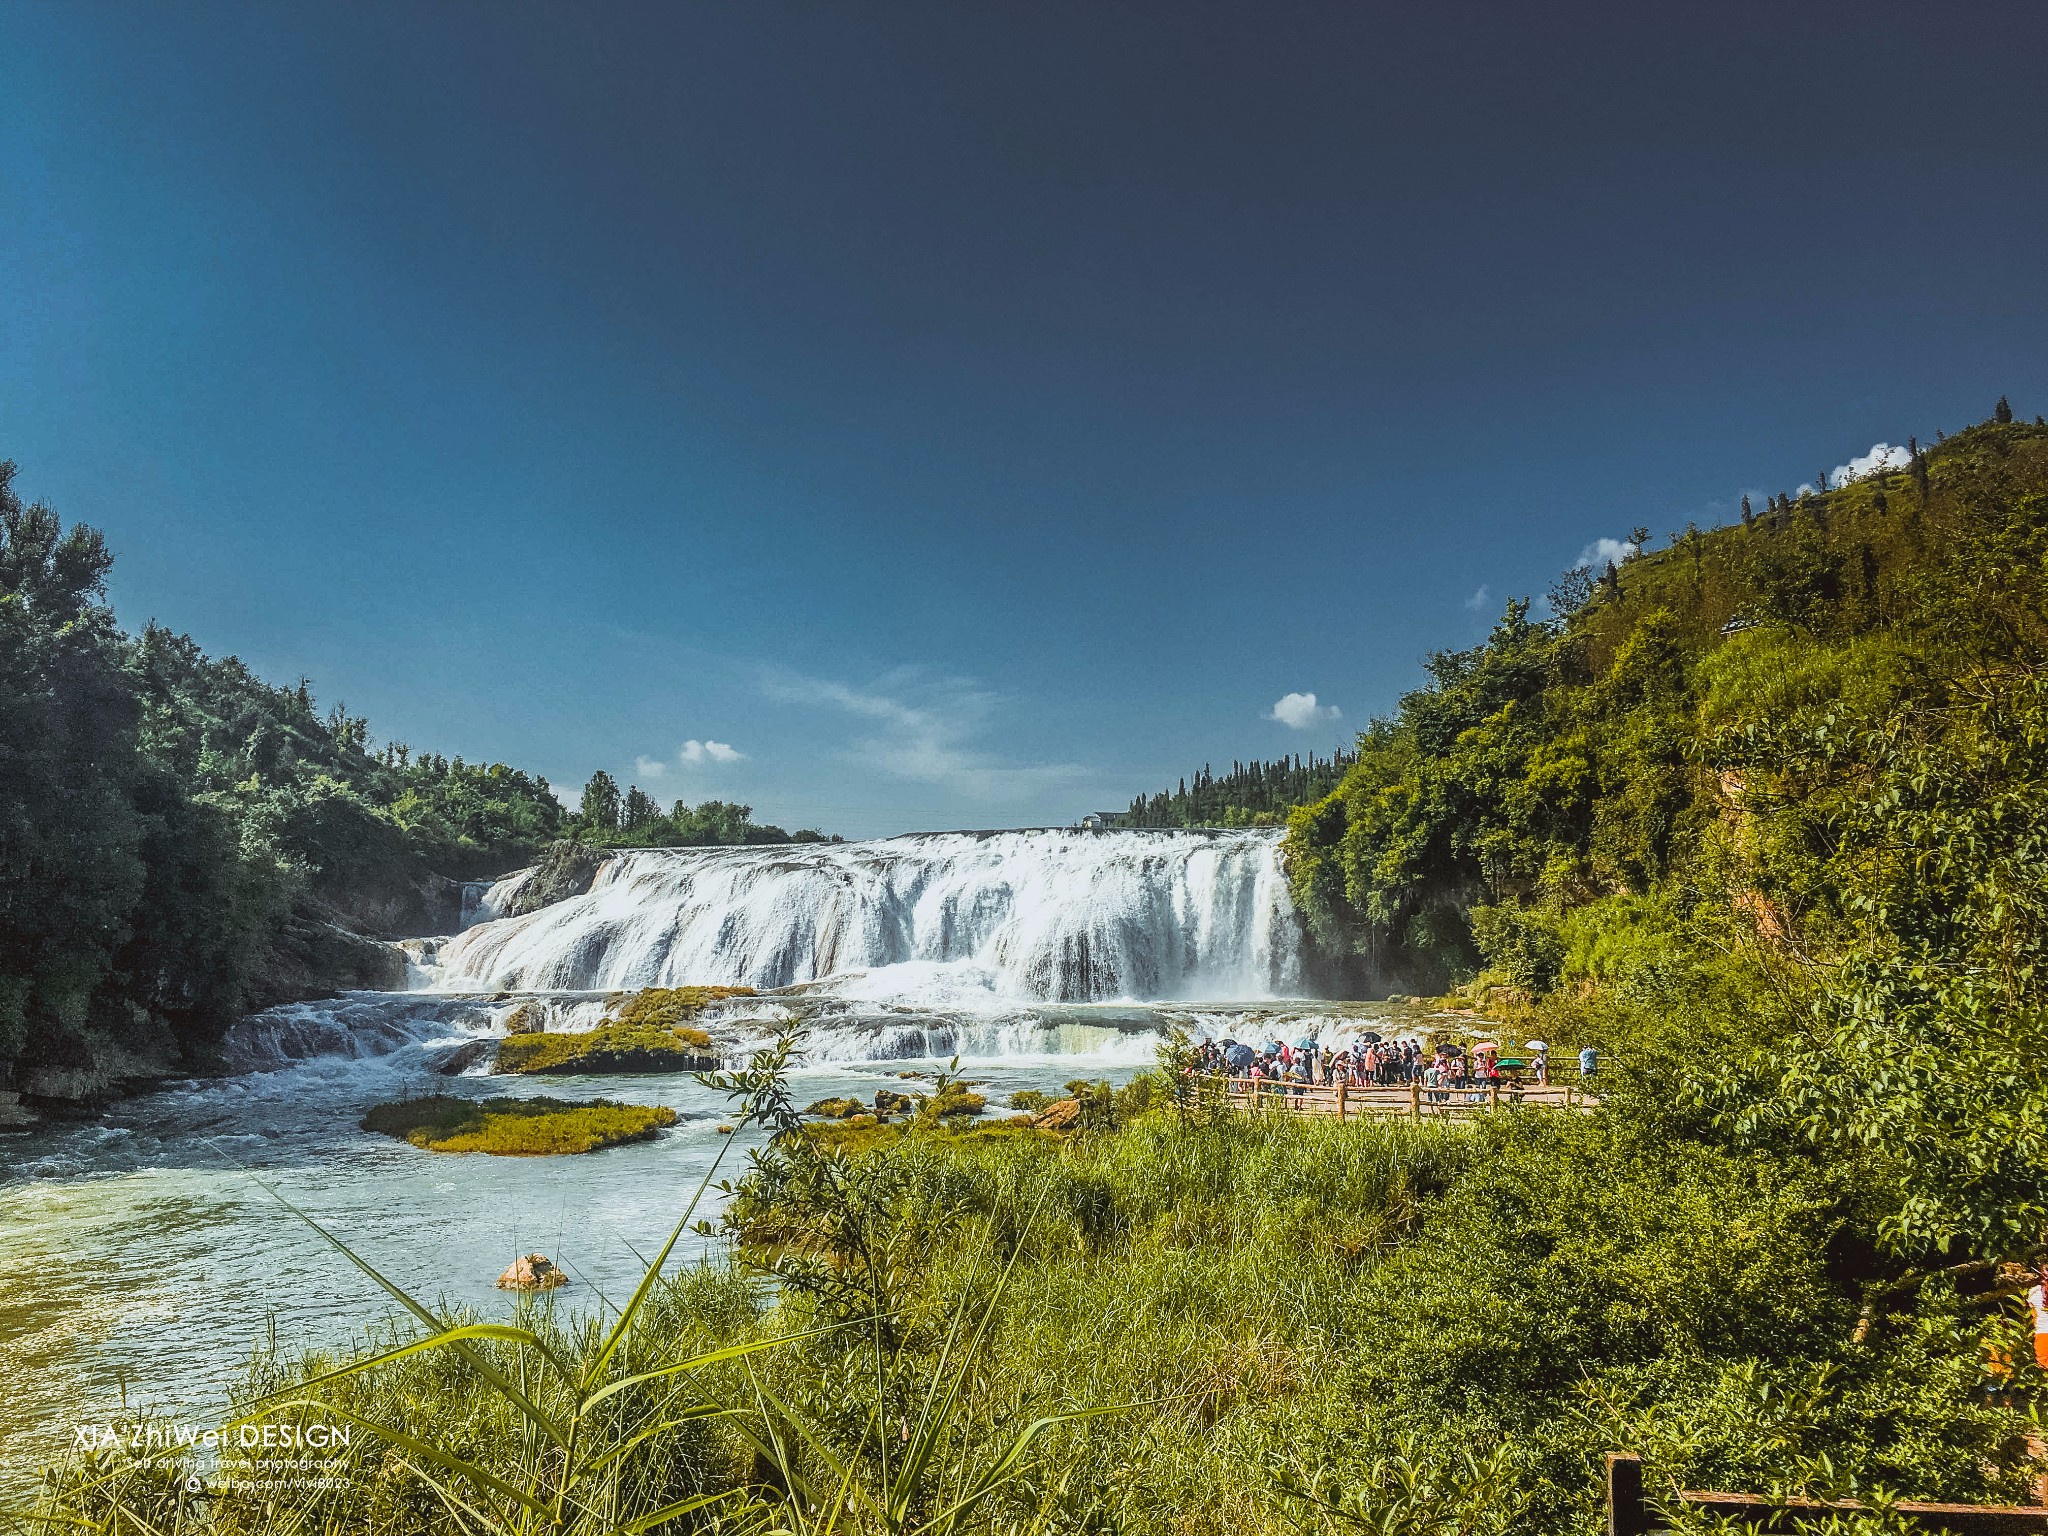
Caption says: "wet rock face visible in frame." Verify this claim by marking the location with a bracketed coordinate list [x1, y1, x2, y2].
[242, 913, 408, 1013]
[496, 1253, 568, 1290]
[15, 1035, 185, 1106]
[497, 841, 607, 920]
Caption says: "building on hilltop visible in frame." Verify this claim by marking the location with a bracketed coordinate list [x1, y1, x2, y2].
[1078, 810, 1126, 831]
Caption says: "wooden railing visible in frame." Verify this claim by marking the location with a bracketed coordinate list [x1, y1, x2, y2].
[1185, 1071, 1598, 1122]
[1605, 1452, 2048, 1535]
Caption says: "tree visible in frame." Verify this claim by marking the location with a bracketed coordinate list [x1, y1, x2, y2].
[0, 464, 144, 1066]
[622, 785, 660, 830]
[1995, 395, 2013, 425]
[579, 770, 622, 833]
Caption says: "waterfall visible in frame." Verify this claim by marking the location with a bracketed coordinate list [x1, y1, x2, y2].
[434, 829, 1304, 1002]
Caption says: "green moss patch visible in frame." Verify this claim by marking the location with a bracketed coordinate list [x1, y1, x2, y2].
[494, 986, 754, 1074]
[607, 986, 754, 1038]
[361, 1094, 677, 1154]
[804, 1097, 866, 1119]
[494, 1022, 720, 1075]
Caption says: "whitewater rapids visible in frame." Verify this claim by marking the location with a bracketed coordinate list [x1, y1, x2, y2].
[432, 828, 1303, 1003]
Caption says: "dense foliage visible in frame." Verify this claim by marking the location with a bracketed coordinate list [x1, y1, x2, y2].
[0, 460, 558, 1091]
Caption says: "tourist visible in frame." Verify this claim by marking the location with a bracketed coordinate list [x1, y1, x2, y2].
[2030, 1259, 2048, 1372]
[1579, 1044, 1598, 1080]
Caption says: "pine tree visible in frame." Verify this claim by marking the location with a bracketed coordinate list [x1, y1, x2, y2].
[1995, 395, 2013, 424]
[1740, 494, 1753, 526]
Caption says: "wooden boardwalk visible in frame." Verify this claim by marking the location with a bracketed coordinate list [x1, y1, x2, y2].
[1190, 1072, 1598, 1122]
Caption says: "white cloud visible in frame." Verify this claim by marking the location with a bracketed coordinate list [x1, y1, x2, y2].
[1269, 691, 1340, 729]
[633, 754, 668, 780]
[680, 739, 745, 765]
[1831, 442, 1911, 485]
[1577, 536, 1641, 569]
[763, 668, 1083, 801]
[1464, 584, 1491, 611]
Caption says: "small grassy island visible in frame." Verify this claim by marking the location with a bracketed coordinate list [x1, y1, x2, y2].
[360, 1094, 677, 1154]
[493, 985, 753, 1074]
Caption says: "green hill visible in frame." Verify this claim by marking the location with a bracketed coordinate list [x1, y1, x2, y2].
[1286, 409, 2048, 993]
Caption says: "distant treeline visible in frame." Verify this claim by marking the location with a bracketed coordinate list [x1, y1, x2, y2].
[1123, 751, 1355, 828]
[570, 771, 837, 847]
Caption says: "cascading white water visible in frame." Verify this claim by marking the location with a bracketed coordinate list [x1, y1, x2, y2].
[432, 829, 1303, 1003]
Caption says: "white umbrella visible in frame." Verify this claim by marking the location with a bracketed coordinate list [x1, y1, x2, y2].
[1525, 1040, 1548, 1050]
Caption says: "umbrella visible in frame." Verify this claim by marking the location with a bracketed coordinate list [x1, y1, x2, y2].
[1471, 1041, 1499, 1054]
[1293, 1036, 1319, 1050]
[1525, 1040, 1548, 1051]
[1496, 1057, 1527, 1069]
[1440, 1043, 1464, 1055]
[1263, 1039, 1284, 1055]
[1225, 1043, 1256, 1068]
[1357, 1030, 1383, 1043]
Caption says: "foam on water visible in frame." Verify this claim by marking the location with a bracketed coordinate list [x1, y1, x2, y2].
[430, 829, 1302, 1002]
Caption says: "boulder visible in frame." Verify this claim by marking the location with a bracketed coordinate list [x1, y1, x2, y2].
[874, 1089, 913, 1114]
[502, 1002, 545, 1035]
[805, 1097, 863, 1119]
[1031, 1098, 1083, 1132]
[432, 1039, 494, 1076]
[498, 841, 607, 918]
[496, 1253, 568, 1291]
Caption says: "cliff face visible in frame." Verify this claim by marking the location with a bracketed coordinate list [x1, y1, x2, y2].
[243, 905, 410, 1013]
[495, 840, 607, 919]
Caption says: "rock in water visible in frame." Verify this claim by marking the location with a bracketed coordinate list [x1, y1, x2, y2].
[496, 1253, 568, 1290]
[432, 1039, 493, 1076]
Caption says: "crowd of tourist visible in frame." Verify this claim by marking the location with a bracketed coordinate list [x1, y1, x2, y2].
[1190, 1035, 1596, 1099]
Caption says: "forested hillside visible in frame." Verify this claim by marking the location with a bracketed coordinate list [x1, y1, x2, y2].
[0, 459, 823, 1101]
[1287, 406, 2048, 996]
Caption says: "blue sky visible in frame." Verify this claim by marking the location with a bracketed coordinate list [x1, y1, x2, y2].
[4, 3, 2046, 837]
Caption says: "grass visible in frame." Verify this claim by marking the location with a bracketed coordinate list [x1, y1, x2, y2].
[30, 1031, 2038, 1535]
[360, 1093, 678, 1154]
